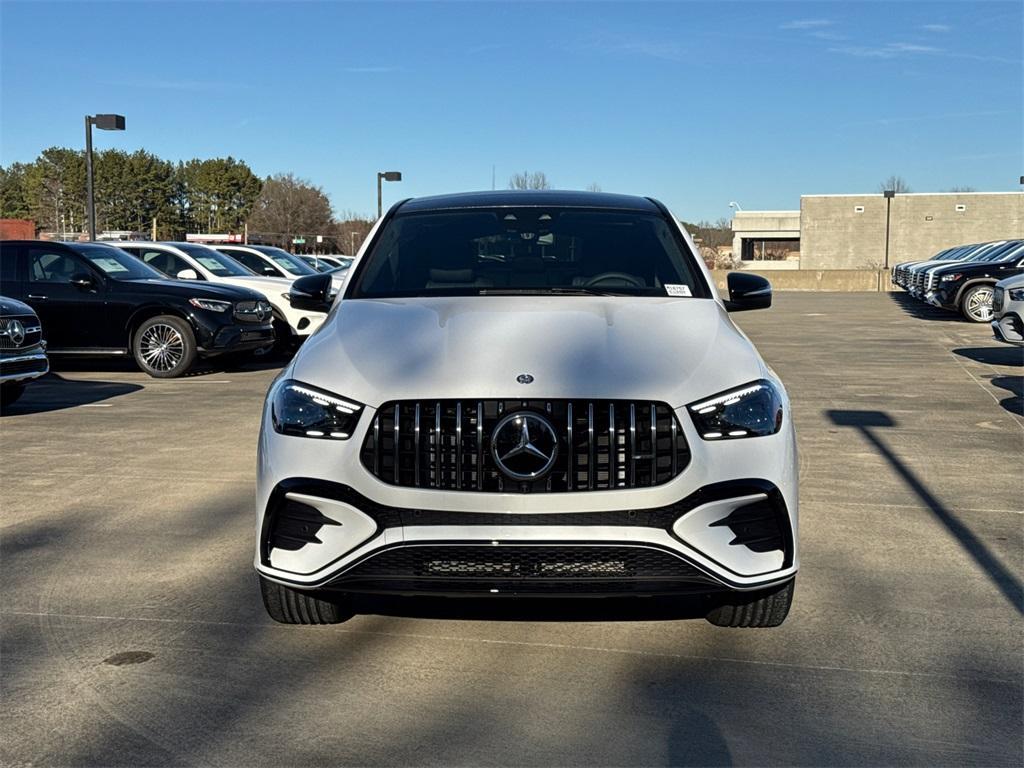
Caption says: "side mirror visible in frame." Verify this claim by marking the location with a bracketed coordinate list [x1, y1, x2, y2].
[176, 268, 199, 280]
[288, 272, 333, 312]
[724, 272, 772, 312]
[70, 272, 96, 291]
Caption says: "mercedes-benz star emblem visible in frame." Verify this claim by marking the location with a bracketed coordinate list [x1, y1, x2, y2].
[491, 412, 559, 481]
[6, 319, 25, 347]
[516, 373, 534, 384]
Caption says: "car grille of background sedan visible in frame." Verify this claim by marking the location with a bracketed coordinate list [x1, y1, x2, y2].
[361, 399, 690, 493]
[0, 316, 42, 350]
[328, 544, 719, 594]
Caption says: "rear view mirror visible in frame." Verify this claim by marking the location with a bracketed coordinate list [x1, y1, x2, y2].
[263, 266, 279, 276]
[288, 272, 333, 313]
[724, 272, 772, 312]
[176, 268, 199, 280]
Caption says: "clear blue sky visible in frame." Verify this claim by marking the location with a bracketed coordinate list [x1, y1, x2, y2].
[1, 1, 1020, 221]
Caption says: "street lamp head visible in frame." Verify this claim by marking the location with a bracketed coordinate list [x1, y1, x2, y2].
[883, 189, 896, 198]
[92, 114, 126, 131]
[381, 171, 402, 182]
[728, 201, 742, 211]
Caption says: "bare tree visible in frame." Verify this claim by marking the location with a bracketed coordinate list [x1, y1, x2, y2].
[509, 171, 551, 190]
[247, 173, 333, 246]
[944, 185, 976, 192]
[585, 182, 602, 192]
[879, 175, 911, 193]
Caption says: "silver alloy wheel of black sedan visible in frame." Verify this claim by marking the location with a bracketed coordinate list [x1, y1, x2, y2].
[133, 315, 197, 378]
[961, 285, 995, 323]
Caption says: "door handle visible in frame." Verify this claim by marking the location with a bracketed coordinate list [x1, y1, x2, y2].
[27, 294, 48, 300]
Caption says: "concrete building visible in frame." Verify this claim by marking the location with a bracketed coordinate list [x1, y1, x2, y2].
[731, 192, 1024, 271]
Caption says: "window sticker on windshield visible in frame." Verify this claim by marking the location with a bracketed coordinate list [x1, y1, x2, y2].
[91, 258, 129, 273]
[665, 284, 692, 297]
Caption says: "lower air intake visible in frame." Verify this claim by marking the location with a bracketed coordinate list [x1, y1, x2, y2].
[329, 544, 719, 595]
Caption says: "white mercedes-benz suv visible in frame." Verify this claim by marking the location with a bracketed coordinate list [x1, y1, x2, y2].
[256, 191, 798, 627]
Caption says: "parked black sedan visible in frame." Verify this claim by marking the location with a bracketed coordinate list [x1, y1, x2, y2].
[926, 240, 1024, 322]
[0, 295, 48, 408]
[0, 240, 275, 378]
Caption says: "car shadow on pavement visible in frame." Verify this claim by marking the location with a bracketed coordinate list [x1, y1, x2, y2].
[990, 376, 1024, 417]
[48, 356, 286, 377]
[0, 373, 142, 416]
[888, 291, 962, 321]
[827, 409, 1022, 616]
[953, 346, 1024, 368]
[351, 593, 712, 623]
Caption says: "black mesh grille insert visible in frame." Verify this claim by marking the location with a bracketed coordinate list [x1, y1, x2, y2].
[267, 498, 341, 551]
[360, 399, 690, 493]
[331, 544, 718, 594]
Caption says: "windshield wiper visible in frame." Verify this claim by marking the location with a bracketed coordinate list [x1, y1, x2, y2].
[477, 287, 634, 297]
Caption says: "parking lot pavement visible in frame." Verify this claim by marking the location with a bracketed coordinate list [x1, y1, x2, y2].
[1, 292, 1021, 767]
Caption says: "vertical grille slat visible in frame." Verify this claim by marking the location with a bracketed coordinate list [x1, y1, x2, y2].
[362, 399, 689, 493]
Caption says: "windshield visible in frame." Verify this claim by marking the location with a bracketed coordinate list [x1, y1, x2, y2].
[349, 207, 706, 299]
[73, 243, 165, 280]
[177, 243, 253, 276]
[253, 246, 318, 275]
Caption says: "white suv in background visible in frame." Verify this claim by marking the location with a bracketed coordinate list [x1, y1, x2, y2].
[117, 242, 327, 351]
[255, 191, 799, 629]
[213, 244, 347, 293]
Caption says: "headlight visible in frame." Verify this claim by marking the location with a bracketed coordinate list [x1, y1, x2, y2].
[1008, 288, 1024, 301]
[189, 297, 231, 313]
[940, 273, 962, 282]
[271, 379, 363, 439]
[688, 380, 783, 440]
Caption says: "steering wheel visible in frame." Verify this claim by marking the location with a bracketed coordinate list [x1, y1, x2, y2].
[584, 272, 645, 289]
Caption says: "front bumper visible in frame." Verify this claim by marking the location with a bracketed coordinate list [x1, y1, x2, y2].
[992, 312, 1024, 345]
[196, 320, 275, 355]
[0, 345, 49, 384]
[255, 400, 799, 595]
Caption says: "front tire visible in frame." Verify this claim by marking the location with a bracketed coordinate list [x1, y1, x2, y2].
[706, 578, 794, 628]
[960, 284, 995, 323]
[259, 576, 353, 624]
[133, 315, 197, 378]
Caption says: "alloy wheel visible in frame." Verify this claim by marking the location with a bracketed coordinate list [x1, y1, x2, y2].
[965, 287, 994, 322]
[139, 323, 185, 372]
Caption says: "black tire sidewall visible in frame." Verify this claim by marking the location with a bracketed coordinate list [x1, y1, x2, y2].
[133, 315, 198, 378]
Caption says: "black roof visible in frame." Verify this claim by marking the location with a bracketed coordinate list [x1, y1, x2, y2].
[397, 190, 662, 214]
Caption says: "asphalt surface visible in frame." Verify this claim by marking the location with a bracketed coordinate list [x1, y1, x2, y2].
[2, 292, 1021, 767]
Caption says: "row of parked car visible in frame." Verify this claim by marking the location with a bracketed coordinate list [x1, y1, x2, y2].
[891, 239, 1024, 342]
[0, 240, 350, 405]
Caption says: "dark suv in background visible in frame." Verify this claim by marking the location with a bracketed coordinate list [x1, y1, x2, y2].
[926, 240, 1024, 322]
[0, 295, 48, 407]
[0, 240, 275, 378]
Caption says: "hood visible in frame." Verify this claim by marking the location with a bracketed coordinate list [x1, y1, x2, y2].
[293, 296, 765, 409]
[217, 274, 296, 297]
[0, 295, 37, 317]
[120, 278, 264, 302]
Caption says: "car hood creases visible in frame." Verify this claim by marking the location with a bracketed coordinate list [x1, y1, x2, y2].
[292, 296, 765, 408]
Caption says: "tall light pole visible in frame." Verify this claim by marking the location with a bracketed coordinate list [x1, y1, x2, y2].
[377, 171, 402, 218]
[84, 114, 125, 240]
[883, 189, 895, 269]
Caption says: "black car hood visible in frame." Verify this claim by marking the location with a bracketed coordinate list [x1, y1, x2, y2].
[931, 259, 1016, 277]
[117, 278, 265, 302]
[0, 295, 37, 317]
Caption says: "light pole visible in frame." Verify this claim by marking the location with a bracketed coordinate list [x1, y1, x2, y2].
[350, 231, 358, 255]
[377, 171, 402, 218]
[883, 189, 895, 269]
[728, 201, 742, 212]
[84, 114, 125, 240]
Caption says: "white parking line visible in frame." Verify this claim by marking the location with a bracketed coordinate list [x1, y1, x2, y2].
[80, 403, 113, 408]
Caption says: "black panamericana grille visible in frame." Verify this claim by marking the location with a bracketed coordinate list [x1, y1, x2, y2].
[360, 399, 690, 493]
[329, 544, 718, 594]
[0, 316, 42, 350]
